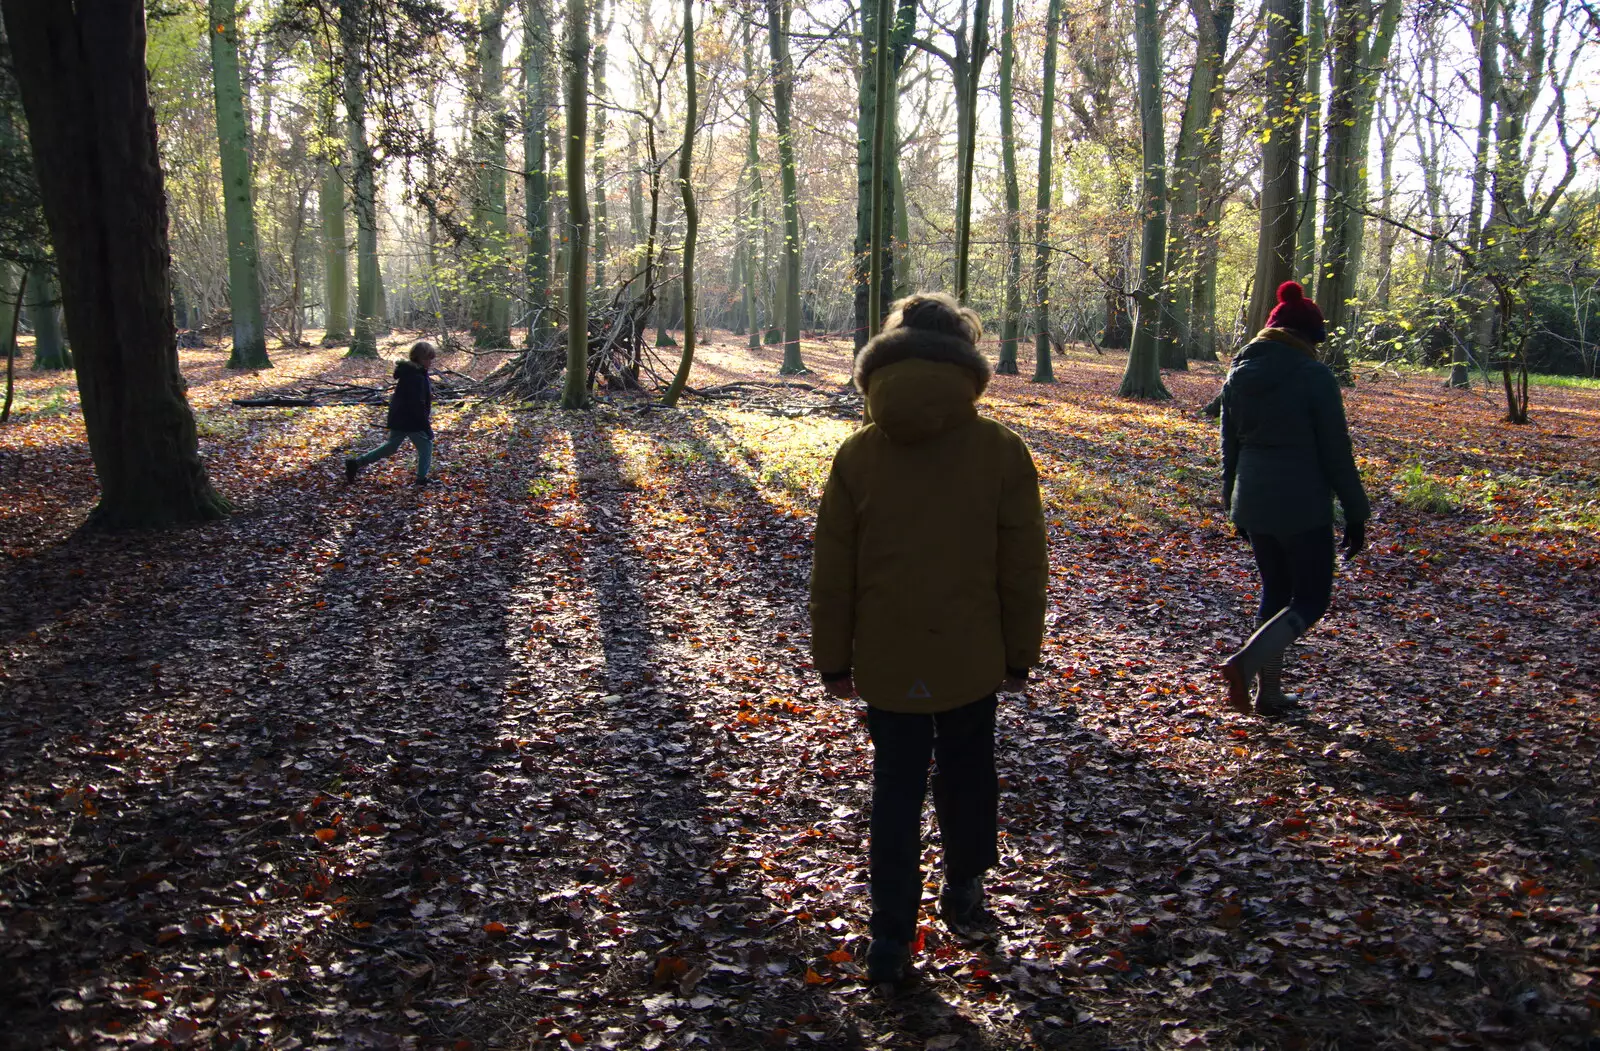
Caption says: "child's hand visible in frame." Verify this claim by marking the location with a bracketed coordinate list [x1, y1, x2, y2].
[823, 676, 857, 699]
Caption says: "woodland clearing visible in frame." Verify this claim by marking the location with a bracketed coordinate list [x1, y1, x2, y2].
[1, 336, 1598, 1050]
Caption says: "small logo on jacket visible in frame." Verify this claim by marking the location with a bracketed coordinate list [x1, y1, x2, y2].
[906, 680, 931, 699]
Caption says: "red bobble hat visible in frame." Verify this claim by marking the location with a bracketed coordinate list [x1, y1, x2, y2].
[1264, 281, 1327, 343]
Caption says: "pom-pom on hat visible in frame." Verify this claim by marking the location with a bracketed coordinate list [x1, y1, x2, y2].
[1265, 281, 1327, 343]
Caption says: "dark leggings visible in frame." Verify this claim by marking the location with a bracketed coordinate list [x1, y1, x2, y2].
[1248, 525, 1335, 624]
[865, 694, 998, 945]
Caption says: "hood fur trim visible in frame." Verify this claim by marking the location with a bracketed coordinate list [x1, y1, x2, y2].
[854, 327, 991, 397]
[1250, 327, 1317, 358]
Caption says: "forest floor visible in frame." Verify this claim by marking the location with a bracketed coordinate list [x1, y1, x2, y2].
[2, 331, 1598, 1051]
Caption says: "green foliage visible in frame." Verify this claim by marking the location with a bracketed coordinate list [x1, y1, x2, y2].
[1395, 463, 1460, 514]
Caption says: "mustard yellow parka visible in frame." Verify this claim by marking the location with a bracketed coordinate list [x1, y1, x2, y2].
[809, 327, 1049, 713]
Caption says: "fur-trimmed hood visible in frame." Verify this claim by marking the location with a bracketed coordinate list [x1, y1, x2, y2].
[853, 328, 992, 444]
[853, 327, 992, 396]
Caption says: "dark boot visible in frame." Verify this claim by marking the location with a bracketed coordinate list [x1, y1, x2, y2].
[866, 938, 911, 988]
[1253, 623, 1300, 716]
[940, 875, 997, 941]
[344, 458, 360, 483]
[1220, 609, 1307, 714]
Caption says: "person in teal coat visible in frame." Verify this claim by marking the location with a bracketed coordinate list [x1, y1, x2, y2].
[1219, 282, 1370, 715]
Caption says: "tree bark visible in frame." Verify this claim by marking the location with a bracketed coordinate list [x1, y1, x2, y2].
[768, 0, 806, 373]
[26, 263, 68, 369]
[1293, 0, 1324, 284]
[867, 0, 893, 338]
[742, 16, 762, 350]
[0, 0, 227, 526]
[1158, 0, 1230, 368]
[523, 0, 552, 344]
[317, 55, 349, 344]
[1119, 0, 1170, 397]
[1314, 0, 1402, 379]
[561, 0, 591, 408]
[953, 0, 990, 303]
[1247, 0, 1303, 335]
[996, 0, 1022, 373]
[210, 0, 270, 368]
[472, 0, 511, 347]
[662, 0, 698, 406]
[1031, 0, 1062, 383]
[340, 0, 381, 358]
[590, 0, 612, 295]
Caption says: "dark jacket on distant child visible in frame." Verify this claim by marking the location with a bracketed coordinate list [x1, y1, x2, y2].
[386, 359, 433, 434]
[1220, 328, 1369, 537]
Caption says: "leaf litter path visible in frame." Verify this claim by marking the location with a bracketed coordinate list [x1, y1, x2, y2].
[2, 336, 1598, 1050]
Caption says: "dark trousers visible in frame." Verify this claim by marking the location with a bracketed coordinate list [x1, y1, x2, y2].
[865, 694, 999, 945]
[1248, 525, 1334, 625]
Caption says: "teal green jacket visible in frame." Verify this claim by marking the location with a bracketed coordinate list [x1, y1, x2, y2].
[1221, 329, 1370, 536]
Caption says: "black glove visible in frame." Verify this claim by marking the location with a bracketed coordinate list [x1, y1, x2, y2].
[1341, 519, 1367, 558]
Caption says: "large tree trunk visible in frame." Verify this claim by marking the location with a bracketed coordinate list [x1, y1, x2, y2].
[1294, 0, 1325, 284]
[472, 0, 511, 347]
[768, 0, 806, 373]
[661, 0, 698, 406]
[1314, 0, 1402, 379]
[1030, 0, 1062, 383]
[1118, 0, 1170, 398]
[1247, 0, 1303, 334]
[995, 0, 1022, 374]
[1451, 0, 1499, 389]
[340, 0, 381, 358]
[0, 0, 227, 527]
[210, 0, 270, 368]
[523, 0, 552, 344]
[851, 0, 913, 350]
[317, 55, 350, 345]
[561, 0, 591, 408]
[1158, 0, 1230, 368]
[952, 0, 990, 303]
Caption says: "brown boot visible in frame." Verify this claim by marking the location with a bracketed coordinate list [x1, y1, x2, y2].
[1220, 609, 1307, 714]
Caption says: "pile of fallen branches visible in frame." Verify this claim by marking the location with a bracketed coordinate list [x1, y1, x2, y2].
[232, 376, 478, 408]
[683, 380, 863, 420]
[479, 284, 657, 401]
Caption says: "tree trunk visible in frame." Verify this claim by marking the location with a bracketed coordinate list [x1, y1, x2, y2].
[1294, 0, 1324, 284]
[317, 55, 349, 344]
[661, 0, 698, 406]
[0, 0, 227, 526]
[867, 0, 893, 338]
[590, 0, 611, 296]
[742, 17, 762, 350]
[340, 0, 381, 358]
[26, 264, 68, 369]
[1101, 229, 1132, 347]
[1315, 0, 1402, 379]
[1119, 0, 1170, 397]
[523, 0, 552, 344]
[768, 0, 806, 373]
[1158, 0, 1230, 369]
[561, 0, 591, 408]
[1031, 0, 1061, 383]
[1247, 0, 1303, 335]
[1372, 89, 1399, 312]
[953, 0, 990, 303]
[472, 0, 511, 347]
[210, 0, 270, 368]
[995, 0, 1022, 374]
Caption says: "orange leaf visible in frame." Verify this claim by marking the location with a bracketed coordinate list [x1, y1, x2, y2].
[483, 921, 508, 935]
[803, 967, 825, 985]
[314, 828, 337, 842]
[825, 949, 851, 965]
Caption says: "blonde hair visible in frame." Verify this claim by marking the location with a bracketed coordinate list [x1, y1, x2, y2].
[882, 292, 983, 346]
[409, 340, 438, 363]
